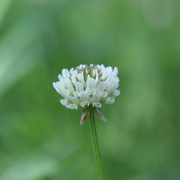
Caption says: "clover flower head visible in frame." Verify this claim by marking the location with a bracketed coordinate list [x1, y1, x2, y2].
[53, 64, 120, 110]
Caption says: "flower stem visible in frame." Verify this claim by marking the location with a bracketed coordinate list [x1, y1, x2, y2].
[89, 105, 105, 180]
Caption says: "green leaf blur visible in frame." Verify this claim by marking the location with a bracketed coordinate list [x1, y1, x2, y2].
[0, 0, 180, 180]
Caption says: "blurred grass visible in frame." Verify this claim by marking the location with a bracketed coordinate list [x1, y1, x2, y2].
[0, 0, 12, 27]
[0, 0, 180, 180]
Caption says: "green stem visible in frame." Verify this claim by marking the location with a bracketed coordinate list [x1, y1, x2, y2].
[89, 105, 105, 180]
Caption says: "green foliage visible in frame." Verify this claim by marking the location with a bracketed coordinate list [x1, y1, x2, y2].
[0, 0, 180, 180]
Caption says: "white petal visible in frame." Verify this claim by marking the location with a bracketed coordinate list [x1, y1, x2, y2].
[70, 69, 78, 76]
[53, 82, 66, 94]
[92, 69, 97, 77]
[95, 72, 99, 82]
[79, 91, 90, 100]
[101, 68, 108, 80]
[106, 73, 115, 83]
[60, 78, 66, 88]
[92, 102, 102, 108]
[104, 97, 115, 104]
[86, 75, 96, 89]
[86, 89, 94, 96]
[66, 104, 78, 109]
[71, 75, 76, 85]
[101, 92, 108, 98]
[113, 67, 118, 77]
[89, 94, 102, 104]
[76, 82, 84, 92]
[109, 97, 115, 104]
[61, 88, 70, 96]
[58, 74, 63, 80]
[96, 81, 107, 92]
[114, 77, 120, 85]
[70, 68, 74, 74]
[80, 102, 86, 107]
[65, 78, 74, 93]
[106, 77, 119, 95]
[97, 64, 105, 70]
[80, 101, 89, 107]
[111, 90, 120, 97]
[77, 72, 85, 84]
[62, 69, 70, 78]
[68, 96, 80, 104]
[79, 64, 85, 69]
[103, 75, 114, 92]
[71, 75, 83, 92]
[60, 99, 69, 105]
[73, 91, 79, 97]
[106, 66, 113, 75]
[53, 82, 60, 92]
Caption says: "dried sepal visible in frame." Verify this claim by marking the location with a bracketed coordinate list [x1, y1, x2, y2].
[95, 108, 107, 123]
[80, 109, 88, 125]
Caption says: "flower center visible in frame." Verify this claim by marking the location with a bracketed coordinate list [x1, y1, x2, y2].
[76, 65, 103, 81]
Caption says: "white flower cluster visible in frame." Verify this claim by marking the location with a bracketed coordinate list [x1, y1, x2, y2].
[53, 64, 120, 110]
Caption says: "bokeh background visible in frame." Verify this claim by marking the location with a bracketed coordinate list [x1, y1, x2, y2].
[0, 0, 180, 180]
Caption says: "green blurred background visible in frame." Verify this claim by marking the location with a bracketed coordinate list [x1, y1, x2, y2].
[0, 0, 180, 180]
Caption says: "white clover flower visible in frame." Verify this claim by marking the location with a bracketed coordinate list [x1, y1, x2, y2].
[53, 64, 120, 125]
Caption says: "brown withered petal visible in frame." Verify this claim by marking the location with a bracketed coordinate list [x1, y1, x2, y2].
[80, 109, 88, 125]
[95, 108, 107, 122]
